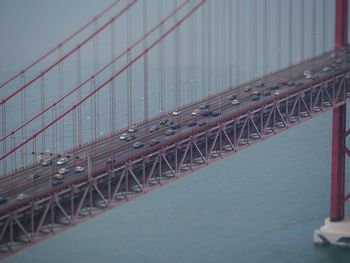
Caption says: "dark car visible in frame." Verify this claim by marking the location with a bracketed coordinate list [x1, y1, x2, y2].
[126, 134, 136, 141]
[166, 120, 175, 126]
[165, 129, 176, 136]
[0, 197, 8, 205]
[149, 125, 160, 133]
[199, 104, 209, 110]
[226, 94, 237, 100]
[252, 95, 260, 101]
[188, 121, 197, 127]
[160, 118, 169, 125]
[202, 110, 211, 116]
[287, 81, 295, 86]
[171, 123, 181, 129]
[133, 142, 144, 149]
[264, 91, 272, 96]
[149, 138, 161, 146]
[211, 111, 221, 117]
[270, 84, 280, 90]
[52, 180, 64, 186]
[198, 121, 208, 126]
[28, 173, 41, 181]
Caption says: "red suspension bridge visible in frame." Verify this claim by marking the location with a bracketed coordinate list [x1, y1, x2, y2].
[0, 0, 349, 256]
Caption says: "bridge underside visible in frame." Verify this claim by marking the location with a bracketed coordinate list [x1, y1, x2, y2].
[0, 61, 349, 256]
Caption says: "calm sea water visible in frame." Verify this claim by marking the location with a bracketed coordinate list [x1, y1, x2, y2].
[3, 106, 350, 263]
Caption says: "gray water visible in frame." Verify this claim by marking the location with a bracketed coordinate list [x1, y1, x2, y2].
[3, 102, 350, 263]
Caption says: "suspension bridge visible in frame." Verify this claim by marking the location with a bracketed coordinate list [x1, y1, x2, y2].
[0, 0, 349, 257]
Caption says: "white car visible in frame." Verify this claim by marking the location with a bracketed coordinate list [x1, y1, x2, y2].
[58, 167, 70, 175]
[191, 109, 200, 116]
[16, 193, 28, 201]
[231, 99, 240, 105]
[274, 90, 280, 96]
[56, 157, 68, 165]
[74, 166, 85, 173]
[128, 126, 137, 133]
[119, 133, 129, 140]
[172, 110, 181, 116]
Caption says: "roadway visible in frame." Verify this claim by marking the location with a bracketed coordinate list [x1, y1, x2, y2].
[1, 48, 350, 205]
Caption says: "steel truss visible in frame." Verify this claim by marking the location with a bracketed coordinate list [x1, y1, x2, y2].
[0, 70, 350, 256]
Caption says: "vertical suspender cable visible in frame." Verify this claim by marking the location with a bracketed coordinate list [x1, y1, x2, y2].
[159, 0, 165, 113]
[207, 0, 212, 94]
[127, 3, 133, 126]
[110, 19, 116, 159]
[289, 0, 294, 65]
[221, 0, 226, 91]
[143, 0, 149, 122]
[201, 1, 207, 97]
[235, 0, 240, 85]
[252, 0, 257, 77]
[20, 73, 27, 166]
[58, 46, 64, 152]
[322, 0, 327, 52]
[174, 0, 181, 108]
[214, 0, 219, 91]
[263, 0, 268, 75]
[40, 73, 46, 153]
[300, 0, 305, 61]
[311, 0, 316, 57]
[188, 1, 194, 102]
[228, 0, 233, 87]
[93, 19, 99, 142]
[192, 1, 197, 99]
[277, 0, 282, 69]
[76, 47, 82, 145]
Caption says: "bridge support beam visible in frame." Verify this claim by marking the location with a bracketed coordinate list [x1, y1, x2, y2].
[335, 0, 348, 48]
[314, 104, 350, 246]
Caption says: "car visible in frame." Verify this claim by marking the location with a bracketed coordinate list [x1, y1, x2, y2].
[0, 197, 8, 205]
[255, 81, 264, 87]
[53, 174, 65, 180]
[172, 110, 181, 116]
[198, 121, 208, 126]
[188, 121, 197, 127]
[171, 123, 181, 129]
[128, 126, 137, 133]
[28, 173, 40, 181]
[252, 95, 260, 101]
[287, 81, 295, 86]
[322, 66, 331, 72]
[41, 159, 52, 166]
[199, 104, 209, 110]
[264, 91, 271, 96]
[56, 157, 69, 165]
[226, 94, 238, 100]
[149, 138, 161, 146]
[16, 193, 28, 201]
[244, 87, 252, 92]
[191, 109, 200, 116]
[211, 111, 221, 117]
[74, 166, 85, 173]
[270, 84, 280, 90]
[274, 90, 280, 96]
[149, 125, 160, 132]
[303, 70, 312, 78]
[160, 118, 169, 125]
[252, 91, 261, 96]
[126, 134, 136, 141]
[232, 99, 240, 105]
[330, 53, 337, 58]
[335, 58, 342, 64]
[295, 80, 304, 86]
[166, 120, 175, 126]
[58, 167, 70, 175]
[133, 142, 144, 149]
[119, 133, 129, 140]
[165, 129, 176, 136]
[201, 110, 211, 116]
[52, 179, 64, 186]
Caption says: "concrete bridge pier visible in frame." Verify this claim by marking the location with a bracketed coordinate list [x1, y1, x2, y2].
[314, 104, 350, 246]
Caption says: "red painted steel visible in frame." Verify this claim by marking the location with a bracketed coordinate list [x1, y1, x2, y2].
[335, 0, 348, 48]
[330, 104, 346, 221]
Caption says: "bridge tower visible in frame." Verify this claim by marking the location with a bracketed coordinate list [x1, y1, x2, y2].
[314, 0, 350, 246]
